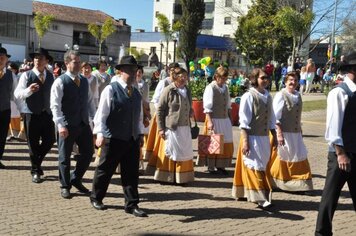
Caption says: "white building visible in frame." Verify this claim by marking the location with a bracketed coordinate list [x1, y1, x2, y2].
[152, 0, 251, 38]
[0, 0, 32, 61]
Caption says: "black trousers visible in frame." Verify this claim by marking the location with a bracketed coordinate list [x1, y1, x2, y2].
[315, 152, 356, 236]
[91, 137, 140, 209]
[0, 109, 11, 160]
[24, 112, 56, 174]
[57, 123, 93, 189]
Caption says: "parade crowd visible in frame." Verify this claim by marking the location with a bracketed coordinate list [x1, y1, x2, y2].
[0, 45, 355, 236]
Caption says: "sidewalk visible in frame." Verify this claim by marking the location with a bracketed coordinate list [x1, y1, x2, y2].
[0, 109, 355, 235]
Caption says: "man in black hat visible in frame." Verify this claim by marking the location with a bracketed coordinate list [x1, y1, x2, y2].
[50, 50, 95, 199]
[90, 55, 147, 217]
[316, 51, 356, 236]
[0, 46, 18, 169]
[14, 48, 55, 181]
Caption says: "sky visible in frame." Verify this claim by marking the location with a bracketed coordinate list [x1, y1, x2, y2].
[36, 0, 154, 32]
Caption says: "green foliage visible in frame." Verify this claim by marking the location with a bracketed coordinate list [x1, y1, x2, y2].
[178, 0, 205, 70]
[129, 47, 145, 60]
[33, 12, 55, 48]
[187, 79, 207, 101]
[228, 84, 246, 97]
[235, 0, 293, 66]
[88, 18, 117, 57]
[275, 7, 314, 68]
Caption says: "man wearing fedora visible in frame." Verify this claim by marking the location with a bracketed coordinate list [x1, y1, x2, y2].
[0, 46, 18, 169]
[316, 51, 356, 236]
[90, 55, 147, 217]
[15, 48, 55, 183]
[14, 48, 55, 181]
[51, 50, 95, 199]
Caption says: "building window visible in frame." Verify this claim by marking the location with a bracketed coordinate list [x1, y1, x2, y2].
[205, 2, 215, 13]
[156, 0, 159, 2]
[225, 0, 232, 7]
[173, 3, 182, 15]
[155, 11, 159, 17]
[154, 26, 158, 32]
[223, 34, 230, 37]
[239, 0, 242, 3]
[73, 31, 96, 47]
[214, 51, 222, 60]
[52, 24, 58, 31]
[196, 49, 203, 58]
[150, 47, 156, 53]
[202, 18, 214, 30]
[224, 17, 231, 25]
[0, 11, 26, 39]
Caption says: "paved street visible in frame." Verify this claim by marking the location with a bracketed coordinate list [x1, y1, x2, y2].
[1, 98, 355, 235]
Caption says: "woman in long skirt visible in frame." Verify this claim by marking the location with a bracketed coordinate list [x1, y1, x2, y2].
[232, 68, 277, 209]
[270, 72, 313, 192]
[153, 68, 194, 184]
[196, 66, 233, 175]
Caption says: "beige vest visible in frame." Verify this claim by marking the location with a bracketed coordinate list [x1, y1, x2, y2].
[177, 95, 190, 127]
[248, 89, 272, 136]
[211, 82, 229, 119]
[280, 90, 302, 133]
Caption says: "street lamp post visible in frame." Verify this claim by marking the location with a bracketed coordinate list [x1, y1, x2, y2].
[159, 40, 164, 69]
[173, 38, 177, 63]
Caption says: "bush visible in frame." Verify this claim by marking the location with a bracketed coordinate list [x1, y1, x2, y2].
[188, 79, 207, 100]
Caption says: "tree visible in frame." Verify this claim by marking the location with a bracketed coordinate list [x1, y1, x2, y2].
[33, 12, 54, 49]
[340, 17, 356, 53]
[88, 18, 116, 58]
[156, 13, 182, 67]
[178, 0, 205, 71]
[275, 6, 314, 68]
[235, 0, 293, 66]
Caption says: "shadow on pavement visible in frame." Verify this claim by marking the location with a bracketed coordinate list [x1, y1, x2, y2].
[146, 207, 304, 223]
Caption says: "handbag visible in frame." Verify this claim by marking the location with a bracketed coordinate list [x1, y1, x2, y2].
[190, 115, 200, 139]
[198, 131, 224, 155]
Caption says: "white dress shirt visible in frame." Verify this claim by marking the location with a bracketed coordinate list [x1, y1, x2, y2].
[93, 78, 143, 138]
[14, 68, 49, 113]
[151, 77, 172, 108]
[50, 72, 96, 129]
[325, 76, 356, 152]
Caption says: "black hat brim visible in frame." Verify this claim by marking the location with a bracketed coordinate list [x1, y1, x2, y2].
[115, 64, 139, 70]
[29, 52, 52, 60]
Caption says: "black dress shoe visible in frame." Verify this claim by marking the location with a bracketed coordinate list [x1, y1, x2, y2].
[32, 174, 41, 183]
[125, 206, 148, 217]
[90, 200, 106, 210]
[0, 161, 6, 169]
[61, 189, 71, 199]
[71, 181, 89, 193]
[217, 168, 229, 175]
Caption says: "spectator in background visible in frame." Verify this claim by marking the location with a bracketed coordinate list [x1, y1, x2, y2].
[281, 63, 288, 89]
[205, 62, 215, 83]
[321, 69, 333, 93]
[160, 65, 168, 80]
[274, 63, 282, 91]
[265, 61, 274, 91]
[53, 62, 62, 78]
[92, 60, 110, 97]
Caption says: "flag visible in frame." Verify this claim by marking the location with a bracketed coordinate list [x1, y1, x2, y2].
[327, 44, 331, 59]
[333, 43, 339, 57]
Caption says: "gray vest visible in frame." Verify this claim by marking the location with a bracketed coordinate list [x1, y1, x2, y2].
[105, 82, 142, 141]
[211, 82, 229, 119]
[25, 70, 54, 114]
[248, 89, 272, 136]
[59, 74, 89, 126]
[177, 94, 190, 127]
[0, 69, 13, 111]
[280, 90, 302, 133]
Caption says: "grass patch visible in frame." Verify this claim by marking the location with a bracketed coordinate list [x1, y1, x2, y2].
[302, 100, 327, 112]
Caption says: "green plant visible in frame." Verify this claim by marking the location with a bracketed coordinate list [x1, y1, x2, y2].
[33, 12, 54, 48]
[229, 84, 247, 97]
[188, 79, 207, 100]
[88, 18, 116, 58]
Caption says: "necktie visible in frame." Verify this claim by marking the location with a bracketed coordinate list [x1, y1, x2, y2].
[74, 76, 81, 87]
[127, 86, 132, 97]
[39, 73, 45, 83]
[0, 70, 4, 79]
